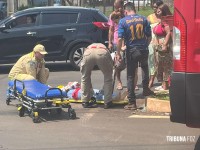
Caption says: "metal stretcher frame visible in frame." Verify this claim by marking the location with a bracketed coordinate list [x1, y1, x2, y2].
[6, 79, 76, 123]
[68, 99, 128, 104]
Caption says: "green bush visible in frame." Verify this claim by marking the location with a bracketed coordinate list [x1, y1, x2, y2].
[150, 91, 170, 101]
[103, 6, 154, 17]
[17, 4, 32, 11]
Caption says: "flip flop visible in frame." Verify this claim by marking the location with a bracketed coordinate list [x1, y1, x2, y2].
[135, 85, 139, 90]
[155, 86, 165, 91]
[116, 84, 123, 90]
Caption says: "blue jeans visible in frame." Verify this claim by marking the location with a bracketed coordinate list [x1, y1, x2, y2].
[126, 47, 149, 103]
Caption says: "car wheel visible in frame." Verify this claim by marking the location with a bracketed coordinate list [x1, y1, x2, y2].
[69, 43, 90, 70]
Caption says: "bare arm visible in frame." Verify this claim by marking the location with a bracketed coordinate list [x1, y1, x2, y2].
[108, 25, 114, 50]
[121, 39, 126, 51]
[116, 38, 123, 62]
[147, 36, 152, 47]
[162, 25, 171, 51]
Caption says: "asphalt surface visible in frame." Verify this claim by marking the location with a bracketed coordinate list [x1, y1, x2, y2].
[0, 62, 199, 150]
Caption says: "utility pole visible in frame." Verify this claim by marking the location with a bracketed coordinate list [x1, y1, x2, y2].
[79, 0, 81, 6]
[103, 0, 106, 14]
[7, 0, 15, 16]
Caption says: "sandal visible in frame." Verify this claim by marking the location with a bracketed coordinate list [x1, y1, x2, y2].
[155, 86, 165, 91]
[135, 85, 139, 91]
[116, 83, 123, 90]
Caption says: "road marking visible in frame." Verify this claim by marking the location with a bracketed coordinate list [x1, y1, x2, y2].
[128, 115, 170, 119]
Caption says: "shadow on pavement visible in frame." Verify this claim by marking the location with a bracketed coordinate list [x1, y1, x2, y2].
[36, 109, 79, 123]
[46, 62, 78, 72]
[0, 62, 78, 74]
[195, 136, 200, 150]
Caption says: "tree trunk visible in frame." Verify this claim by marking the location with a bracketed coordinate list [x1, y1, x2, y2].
[61, 0, 66, 5]
[48, 0, 54, 6]
[65, 0, 73, 5]
[81, 0, 87, 7]
[103, 0, 106, 14]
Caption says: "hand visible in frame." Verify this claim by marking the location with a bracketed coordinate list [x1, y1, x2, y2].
[115, 52, 122, 63]
[121, 45, 126, 51]
[162, 45, 168, 52]
[108, 43, 113, 51]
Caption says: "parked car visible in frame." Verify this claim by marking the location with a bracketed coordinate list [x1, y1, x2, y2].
[0, 1, 7, 20]
[0, 6, 109, 70]
[125, 0, 151, 7]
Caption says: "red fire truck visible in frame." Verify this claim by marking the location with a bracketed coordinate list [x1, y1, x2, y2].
[170, 0, 200, 128]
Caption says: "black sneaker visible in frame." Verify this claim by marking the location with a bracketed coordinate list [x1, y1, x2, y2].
[143, 88, 155, 96]
[104, 101, 113, 109]
[82, 102, 98, 108]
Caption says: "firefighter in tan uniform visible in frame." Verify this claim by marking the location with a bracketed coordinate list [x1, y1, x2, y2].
[81, 43, 113, 109]
[8, 44, 49, 84]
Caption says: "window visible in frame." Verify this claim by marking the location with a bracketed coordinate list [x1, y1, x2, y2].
[41, 13, 78, 25]
[6, 14, 38, 29]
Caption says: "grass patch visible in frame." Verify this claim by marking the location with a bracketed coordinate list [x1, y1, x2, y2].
[96, 6, 173, 18]
[136, 6, 154, 17]
[150, 91, 170, 101]
[96, 6, 154, 17]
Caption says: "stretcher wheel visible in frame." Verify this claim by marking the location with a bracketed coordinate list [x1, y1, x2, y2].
[32, 112, 40, 123]
[6, 98, 10, 105]
[68, 108, 76, 119]
[32, 117, 40, 123]
[6, 99, 10, 105]
[18, 106, 25, 117]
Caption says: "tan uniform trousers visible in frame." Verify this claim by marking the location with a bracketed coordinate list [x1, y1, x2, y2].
[81, 43, 113, 104]
[14, 68, 49, 84]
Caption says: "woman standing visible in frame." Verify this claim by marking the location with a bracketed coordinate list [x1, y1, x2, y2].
[153, 4, 173, 90]
[147, 0, 163, 88]
[108, 0, 126, 90]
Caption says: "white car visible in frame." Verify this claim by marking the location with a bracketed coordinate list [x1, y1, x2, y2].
[124, 0, 151, 7]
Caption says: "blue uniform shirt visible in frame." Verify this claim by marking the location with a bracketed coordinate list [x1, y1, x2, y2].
[118, 14, 151, 49]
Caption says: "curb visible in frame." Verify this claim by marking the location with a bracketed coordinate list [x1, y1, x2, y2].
[120, 97, 171, 113]
[118, 89, 171, 113]
[146, 97, 171, 113]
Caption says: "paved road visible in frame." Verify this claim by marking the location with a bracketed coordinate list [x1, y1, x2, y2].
[0, 62, 199, 150]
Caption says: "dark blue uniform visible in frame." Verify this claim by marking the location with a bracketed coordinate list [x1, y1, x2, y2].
[118, 14, 151, 49]
[118, 14, 152, 104]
